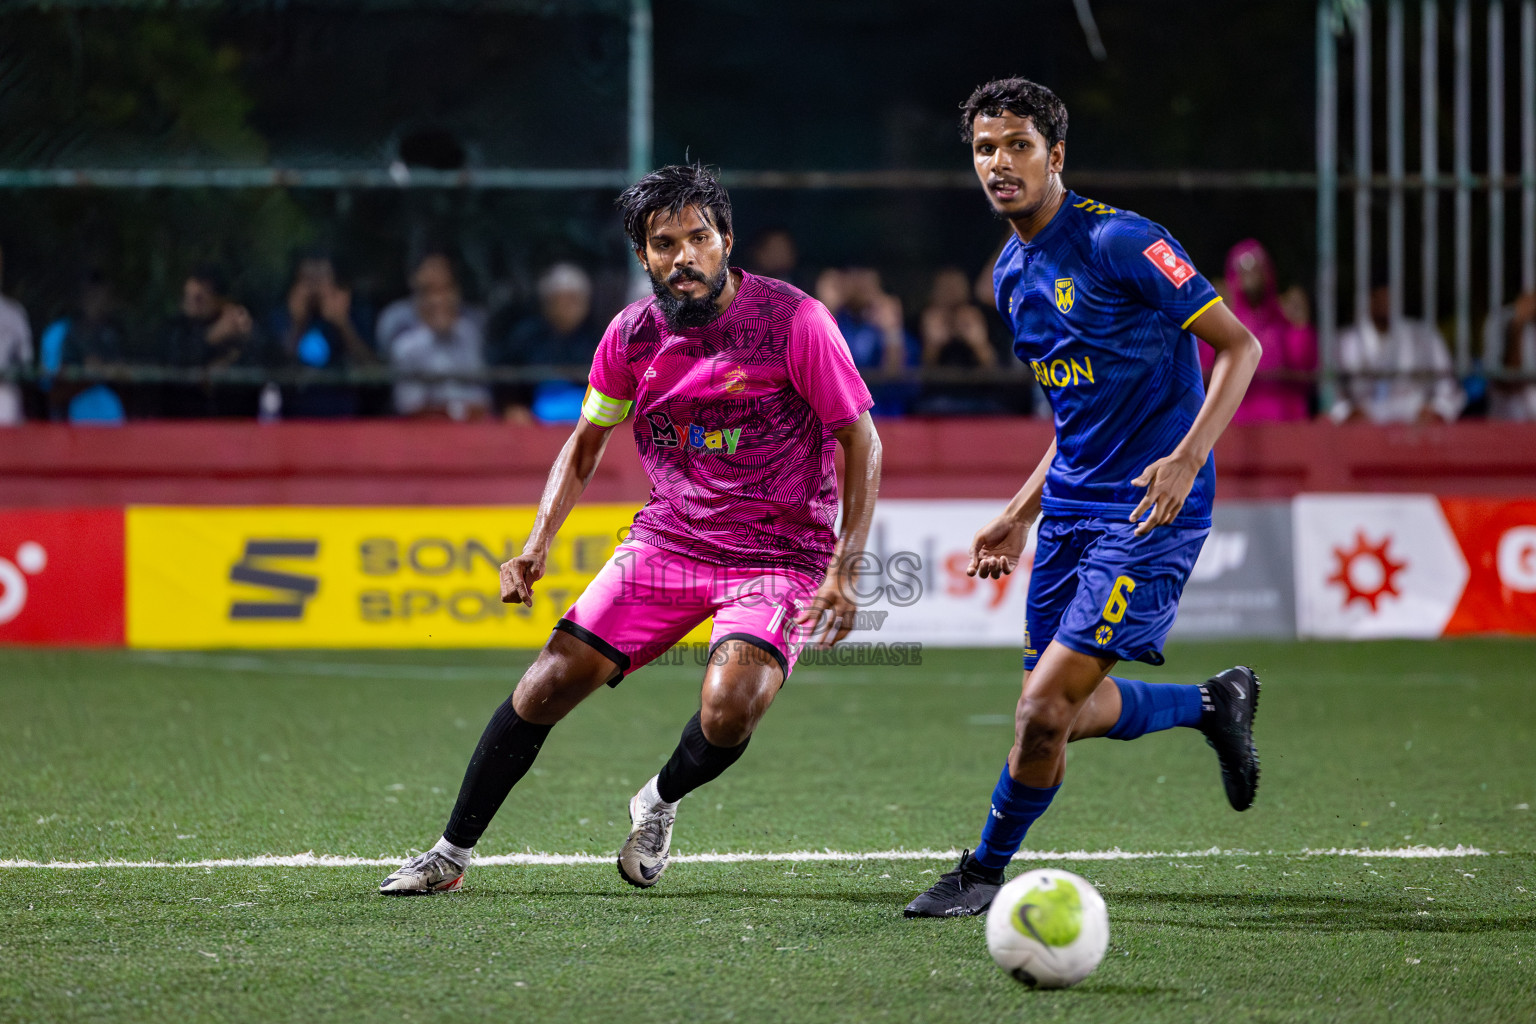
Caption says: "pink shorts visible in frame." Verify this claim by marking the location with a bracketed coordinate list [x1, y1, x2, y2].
[557, 540, 821, 683]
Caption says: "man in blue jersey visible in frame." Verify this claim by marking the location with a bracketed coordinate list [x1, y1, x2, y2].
[906, 77, 1266, 917]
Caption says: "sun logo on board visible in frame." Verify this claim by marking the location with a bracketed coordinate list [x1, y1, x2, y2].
[1327, 531, 1408, 612]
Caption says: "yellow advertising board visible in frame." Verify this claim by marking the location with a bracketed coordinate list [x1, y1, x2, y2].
[125, 505, 702, 649]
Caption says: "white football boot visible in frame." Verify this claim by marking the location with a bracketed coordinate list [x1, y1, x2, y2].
[378, 849, 467, 895]
[616, 778, 677, 888]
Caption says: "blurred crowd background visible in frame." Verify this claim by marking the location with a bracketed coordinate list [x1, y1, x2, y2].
[1, 0, 1532, 426]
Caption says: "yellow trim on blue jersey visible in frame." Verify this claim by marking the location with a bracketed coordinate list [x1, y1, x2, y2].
[582, 386, 632, 427]
[1180, 296, 1223, 331]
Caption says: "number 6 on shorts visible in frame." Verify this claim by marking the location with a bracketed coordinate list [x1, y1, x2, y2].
[1101, 575, 1136, 623]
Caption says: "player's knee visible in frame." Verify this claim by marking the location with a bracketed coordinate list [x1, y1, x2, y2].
[699, 697, 755, 748]
[1013, 695, 1073, 761]
[511, 662, 572, 722]
[511, 643, 611, 722]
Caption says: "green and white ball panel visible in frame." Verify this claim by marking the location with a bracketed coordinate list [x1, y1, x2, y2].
[985, 868, 1110, 989]
[1008, 873, 1084, 947]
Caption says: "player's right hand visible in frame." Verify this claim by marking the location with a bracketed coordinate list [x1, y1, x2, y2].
[500, 552, 546, 605]
[968, 514, 1029, 579]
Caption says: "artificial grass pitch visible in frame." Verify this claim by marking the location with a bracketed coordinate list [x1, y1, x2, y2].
[1, 641, 1533, 1022]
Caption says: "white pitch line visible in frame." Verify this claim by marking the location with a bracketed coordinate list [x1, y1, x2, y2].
[124, 652, 992, 687]
[0, 845, 1490, 870]
[129, 651, 514, 683]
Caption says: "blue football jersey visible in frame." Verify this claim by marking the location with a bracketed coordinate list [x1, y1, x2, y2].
[995, 191, 1222, 528]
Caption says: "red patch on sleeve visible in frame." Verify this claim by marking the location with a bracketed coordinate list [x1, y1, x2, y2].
[1142, 240, 1197, 288]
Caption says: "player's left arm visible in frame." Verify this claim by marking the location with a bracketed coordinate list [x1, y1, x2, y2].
[784, 298, 883, 648]
[796, 411, 883, 648]
[1129, 301, 1262, 535]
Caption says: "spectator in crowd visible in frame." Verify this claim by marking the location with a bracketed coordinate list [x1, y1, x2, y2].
[745, 227, 801, 288]
[974, 243, 1005, 309]
[0, 242, 31, 426]
[1482, 290, 1536, 420]
[162, 265, 261, 416]
[1332, 283, 1465, 424]
[39, 269, 127, 424]
[1204, 239, 1317, 422]
[972, 243, 1049, 416]
[920, 266, 998, 370]
[376, 251, 485, 360]
[269, 253, 376, 418]
[816, 267, 918, 415]
[167, 266, 254, 369]
[391, 256, 490, 421]
[817, 267, 914, 372]
[915, 266, 1020, 415]
[488, 262, 600, 422]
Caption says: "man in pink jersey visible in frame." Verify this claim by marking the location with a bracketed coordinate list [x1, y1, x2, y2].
[381, 164, 882, 894]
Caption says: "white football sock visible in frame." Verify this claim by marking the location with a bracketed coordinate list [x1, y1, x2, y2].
[641, 775, 678, 811]
[432, 836, 473, 866]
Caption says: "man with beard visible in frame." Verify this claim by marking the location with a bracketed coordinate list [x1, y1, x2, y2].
[381, 163, 882, 894]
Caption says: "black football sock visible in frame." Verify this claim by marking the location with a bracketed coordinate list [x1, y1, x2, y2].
[442, 698, 553, 849]
[654, 711, 751, 803]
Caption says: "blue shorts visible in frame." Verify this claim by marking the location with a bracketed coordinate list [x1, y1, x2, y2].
[1023, 516, 1209, 671]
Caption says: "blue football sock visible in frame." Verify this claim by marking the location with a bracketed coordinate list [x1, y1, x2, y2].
[972, 765, 1060, 871]
[1105, 676, 1205, 740]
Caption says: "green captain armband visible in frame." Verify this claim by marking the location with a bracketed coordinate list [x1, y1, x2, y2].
[582, 386, 633, 427]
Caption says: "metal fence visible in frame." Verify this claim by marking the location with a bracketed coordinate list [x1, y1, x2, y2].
[1316, 0, 1536, 404]
[8, 0, 1536, 414]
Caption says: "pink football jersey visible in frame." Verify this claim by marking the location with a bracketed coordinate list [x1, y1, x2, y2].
[585, 271, 873, 576]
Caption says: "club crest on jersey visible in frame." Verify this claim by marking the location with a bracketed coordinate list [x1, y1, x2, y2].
[1142, 240, 1196, 288]
[1054, 278, 1075, 314]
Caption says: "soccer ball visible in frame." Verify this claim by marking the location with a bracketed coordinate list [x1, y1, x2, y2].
[985, 868, 1109, 989]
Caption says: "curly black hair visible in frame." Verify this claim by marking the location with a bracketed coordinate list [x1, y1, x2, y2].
[958, 77, 1069, 146]
[616, 163, 734, 253]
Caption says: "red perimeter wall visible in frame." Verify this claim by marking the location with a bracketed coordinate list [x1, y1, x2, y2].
[1, 419, 1534, 506]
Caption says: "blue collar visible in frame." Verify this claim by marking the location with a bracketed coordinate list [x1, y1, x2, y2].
[1018, 188, 1077, 250]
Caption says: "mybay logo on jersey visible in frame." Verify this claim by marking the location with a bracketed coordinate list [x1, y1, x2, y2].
[646, 410, 745, 454]
[686, 423, 744, 453]
[646, 411, 680, 447]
